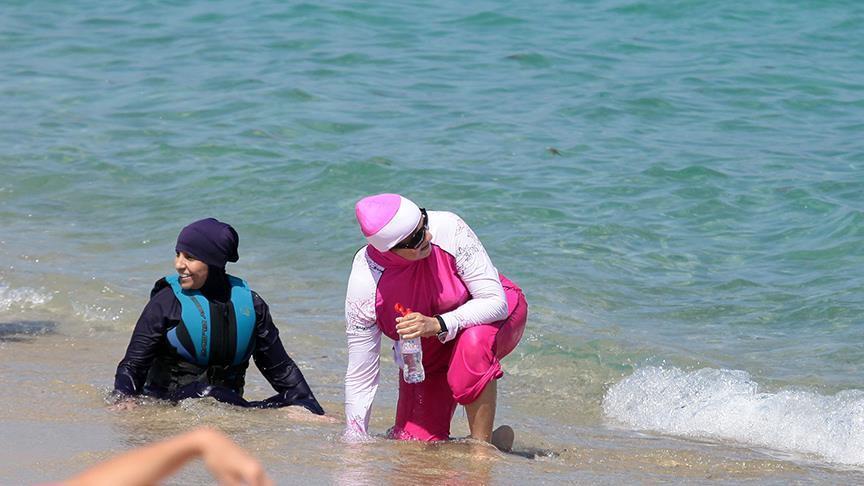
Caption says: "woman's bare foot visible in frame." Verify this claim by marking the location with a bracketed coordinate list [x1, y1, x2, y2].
[491, 425, 514, 452]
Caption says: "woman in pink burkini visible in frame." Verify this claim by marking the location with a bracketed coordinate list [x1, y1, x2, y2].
[344, 193, 527, 450]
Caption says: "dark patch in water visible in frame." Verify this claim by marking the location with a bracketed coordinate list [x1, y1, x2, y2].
[509, 446, 561, 460]
[0, 320, 57, 342]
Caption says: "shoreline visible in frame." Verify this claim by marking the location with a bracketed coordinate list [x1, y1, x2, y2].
[1, 329, 862, 484]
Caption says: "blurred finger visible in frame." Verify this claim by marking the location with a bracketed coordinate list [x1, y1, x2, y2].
[221, 473, 243, 486]
[254, 467, 274, 486]
[242, 465, 268, 486]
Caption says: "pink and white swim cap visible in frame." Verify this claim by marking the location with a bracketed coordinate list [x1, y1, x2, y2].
[355, 193, 422, 252]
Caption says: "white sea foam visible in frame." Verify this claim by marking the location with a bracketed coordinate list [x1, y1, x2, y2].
[0, 283, 52, 312]
[72, 301, 127, 322]
[602, 366, 864, 466]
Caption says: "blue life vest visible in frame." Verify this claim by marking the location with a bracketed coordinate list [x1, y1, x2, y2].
[163, 274, 255, 366]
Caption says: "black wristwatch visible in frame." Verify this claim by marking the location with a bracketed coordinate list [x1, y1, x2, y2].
[435, 315, 448, 339]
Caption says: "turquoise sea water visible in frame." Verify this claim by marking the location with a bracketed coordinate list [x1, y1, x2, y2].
[1, 1, 863, 483]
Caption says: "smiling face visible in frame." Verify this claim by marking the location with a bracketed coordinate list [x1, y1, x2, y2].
[174, 251, 209, 290]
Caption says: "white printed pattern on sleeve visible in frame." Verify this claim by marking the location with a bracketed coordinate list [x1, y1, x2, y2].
[344, 249, 383, 436]
[431, 212, 508, 343]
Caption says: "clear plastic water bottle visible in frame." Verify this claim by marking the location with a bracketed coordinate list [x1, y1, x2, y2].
[395, 302, 425, 384]
[400, 337, 425, 384]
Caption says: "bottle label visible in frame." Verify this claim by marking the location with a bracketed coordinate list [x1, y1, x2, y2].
[401, 337, 422, 353]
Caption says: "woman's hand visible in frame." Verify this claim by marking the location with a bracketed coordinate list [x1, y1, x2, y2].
[278, 405, 339, 423]
[109, 399, 138, 411]
[197, 428, 273, 486]
[63, 426, 272, 486]
[395, 312, 441, 339]
[106, 391, 138, 411]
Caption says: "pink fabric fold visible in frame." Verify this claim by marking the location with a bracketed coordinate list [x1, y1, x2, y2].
[367, 244, 527, 441]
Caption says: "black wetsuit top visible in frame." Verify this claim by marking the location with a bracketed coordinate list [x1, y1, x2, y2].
[113, 270, 323, 414]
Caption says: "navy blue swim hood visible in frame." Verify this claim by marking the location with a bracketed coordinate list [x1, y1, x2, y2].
[175, 218, 239, 269]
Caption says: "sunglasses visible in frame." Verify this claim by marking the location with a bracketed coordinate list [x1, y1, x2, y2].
[392, 208, 428, 250]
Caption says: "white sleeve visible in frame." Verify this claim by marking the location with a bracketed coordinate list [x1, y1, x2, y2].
[437, 215, 508, 343]
[344, 250, 382, 437]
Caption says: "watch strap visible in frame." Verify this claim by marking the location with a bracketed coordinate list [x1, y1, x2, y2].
[435, 315, 447, 335]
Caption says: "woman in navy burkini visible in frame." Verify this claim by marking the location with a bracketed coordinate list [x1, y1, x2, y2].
[112, 218, 324, 414]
